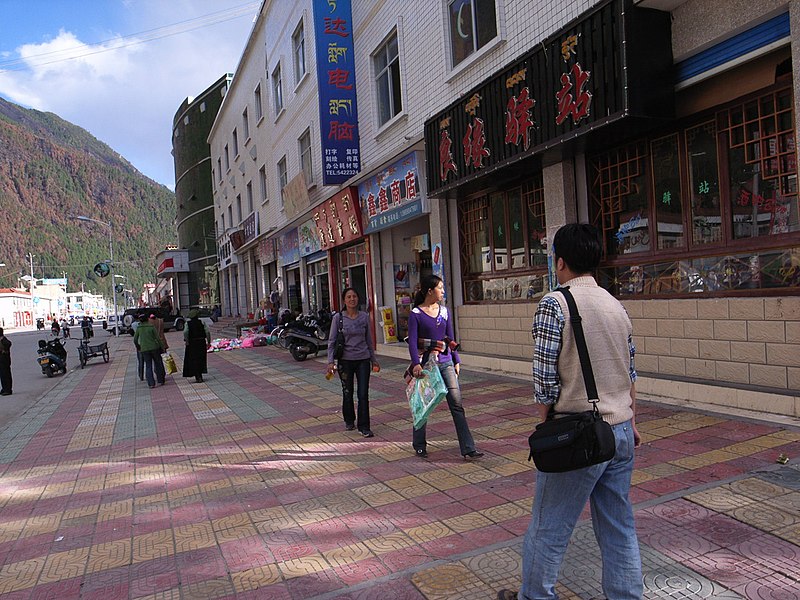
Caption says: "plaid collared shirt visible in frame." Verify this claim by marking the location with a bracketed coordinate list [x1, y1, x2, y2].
[532, 295, 637, 405]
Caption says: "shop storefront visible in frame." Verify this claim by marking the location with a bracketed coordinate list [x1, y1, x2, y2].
[299, 217, 331, 312]
[276, 229, 302, 315]
[313, 187, 370, 313]
[424, 0, 672, 307]
[357, 151, 429, 341]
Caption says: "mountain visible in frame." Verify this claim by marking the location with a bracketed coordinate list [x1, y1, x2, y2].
[0, 96, 176, 301]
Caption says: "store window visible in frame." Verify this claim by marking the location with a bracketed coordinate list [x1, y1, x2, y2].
[307, 259, 330, 312]
[591, 85, 799, 297]
[459, 175, 547, 303]
[448, 0, 497, 67]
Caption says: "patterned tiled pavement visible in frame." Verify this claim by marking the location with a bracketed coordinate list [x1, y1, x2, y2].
[0, 334, 799, 599]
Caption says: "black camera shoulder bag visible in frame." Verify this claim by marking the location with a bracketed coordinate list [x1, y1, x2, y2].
[333, 312, 346, 360]
[527, 287, 616, 473]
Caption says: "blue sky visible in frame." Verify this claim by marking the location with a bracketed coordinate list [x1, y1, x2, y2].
[0, 0, 260, 188]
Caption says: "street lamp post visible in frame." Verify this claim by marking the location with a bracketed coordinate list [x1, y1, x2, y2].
[75, 216, 118, 336]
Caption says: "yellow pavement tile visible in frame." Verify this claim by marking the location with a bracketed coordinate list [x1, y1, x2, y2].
[363, 531, 415, 555]
[173, 522, 217, 553]
[39, 547, 89, 583]
[181, 578, 235, 600]
[480, 502, 529, 524]
[413, 562, 494, 600]
[132, 529, 176, 562]
[278, 554, 330, 579]
[405, 521, 454, 544]
[87, 539, 133, 573]
[631, 470, 657, 485]
[729, 477, 791, 501]
[0, 556, 45, 593]
[385, 475, 438, 499]
[492, 462, 530, 476]
[443, 511, 494, 533]
[231, 563, 283, 591]
[322, 541, 373, 568]
[98, 499, 133, 522]
[748, 435, 794, 449]
[292, 507, 336, 527]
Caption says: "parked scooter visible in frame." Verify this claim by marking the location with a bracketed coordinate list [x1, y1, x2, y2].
[37, 338, 68, 377]
[285, 308, 333, 362]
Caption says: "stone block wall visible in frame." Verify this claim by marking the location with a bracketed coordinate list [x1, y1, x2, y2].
[456, 296, 800, 394]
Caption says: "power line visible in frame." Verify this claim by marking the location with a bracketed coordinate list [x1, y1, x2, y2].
[0, 2, 258, 73]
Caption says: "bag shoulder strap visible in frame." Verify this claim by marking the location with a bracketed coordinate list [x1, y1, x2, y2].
[338, 312, 344, 333]
[556, 287, 599, 403]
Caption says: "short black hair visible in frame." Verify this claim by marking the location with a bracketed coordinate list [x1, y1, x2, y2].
[552, 223, 602, 274]
[341, 287, 360, 303]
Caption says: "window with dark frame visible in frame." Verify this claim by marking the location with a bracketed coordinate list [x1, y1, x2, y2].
[448, 0, 497, 68]
[254, 84, 263, 121]
[277, 156, 288, 206]
[292, 21, 306, 83]
[590, 86, 799, 297]
[299, 129, 313, 185]
[458, 174, 547, 303]
[272, 63, 283, 114]
[375, 32, 402, 126]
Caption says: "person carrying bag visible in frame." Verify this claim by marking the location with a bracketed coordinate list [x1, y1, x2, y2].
[497, 223, 642, 600]
[406, 275, 483, 461]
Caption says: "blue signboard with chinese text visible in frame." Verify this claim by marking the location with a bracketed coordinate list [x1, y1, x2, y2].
[313, 0, 360, 185]
[358, 152, 423, 234]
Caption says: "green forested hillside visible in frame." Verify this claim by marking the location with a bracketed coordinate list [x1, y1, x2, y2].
[0, 97, 175, 297]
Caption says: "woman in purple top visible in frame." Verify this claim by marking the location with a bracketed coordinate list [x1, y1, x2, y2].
[327, 287, 380, 437]
[408, 275, 483, 460]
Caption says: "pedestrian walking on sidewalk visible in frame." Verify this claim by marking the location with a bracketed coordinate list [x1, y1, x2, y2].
[497, 224, 642, 600]
[131, 318, 144, 381]
[0, 327, 12, 396]
[327, 287, 379, 438]
[183, 310, 211, 383]
[133, 314, 166, 388]
[407, 275, 483, 461]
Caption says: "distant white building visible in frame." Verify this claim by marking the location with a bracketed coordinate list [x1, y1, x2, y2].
[0, 288, 33, 329]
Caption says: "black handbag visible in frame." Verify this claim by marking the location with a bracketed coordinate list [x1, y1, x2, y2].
[528, 288, 616, 473]
[333, 312, 346, 360]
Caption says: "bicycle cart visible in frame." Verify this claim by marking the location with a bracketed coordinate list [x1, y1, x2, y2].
[78, 340, 110, 368]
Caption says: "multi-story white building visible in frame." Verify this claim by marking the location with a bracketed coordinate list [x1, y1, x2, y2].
[209, 0, 800, 415]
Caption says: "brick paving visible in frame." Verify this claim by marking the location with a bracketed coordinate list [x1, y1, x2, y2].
[0, 333, 798, 599]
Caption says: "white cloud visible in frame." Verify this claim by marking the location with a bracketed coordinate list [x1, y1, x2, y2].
[0, 1, 257, 188]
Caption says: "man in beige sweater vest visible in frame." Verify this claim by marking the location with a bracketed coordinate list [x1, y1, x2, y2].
[499, 224, 642, 600]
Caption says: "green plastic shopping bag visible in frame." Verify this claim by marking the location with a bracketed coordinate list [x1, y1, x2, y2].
[406, 360, 448, 430]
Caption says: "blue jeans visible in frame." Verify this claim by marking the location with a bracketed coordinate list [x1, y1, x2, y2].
[141, 350, 166, 388]
[412, 359, 476, 455]
[520, 420, 642, 600]
[338, 358, 371, 431]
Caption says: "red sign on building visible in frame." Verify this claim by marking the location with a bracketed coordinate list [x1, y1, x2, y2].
[312, 187, 363, 250]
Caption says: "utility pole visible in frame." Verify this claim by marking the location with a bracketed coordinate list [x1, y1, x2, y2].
[25, 253, 35, 291]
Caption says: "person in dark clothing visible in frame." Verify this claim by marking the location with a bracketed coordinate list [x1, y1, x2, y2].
[0, 327, 12, 396]
[183, 310, 211, 383]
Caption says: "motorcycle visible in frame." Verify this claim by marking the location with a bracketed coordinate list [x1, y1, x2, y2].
[36, 318, 45, 331]
[285, 308, 333, 362]
[269, 309, 297, 349]
[37, 338, 68, 377]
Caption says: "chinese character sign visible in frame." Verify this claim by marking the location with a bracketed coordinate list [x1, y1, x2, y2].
[358, 152, 423, 234]
[313, 187, 363, 249]
[313, 0, 360, 185]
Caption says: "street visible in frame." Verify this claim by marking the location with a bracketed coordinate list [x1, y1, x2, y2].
[0, 333, 797, 599]
[0, 325, 114, 425]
